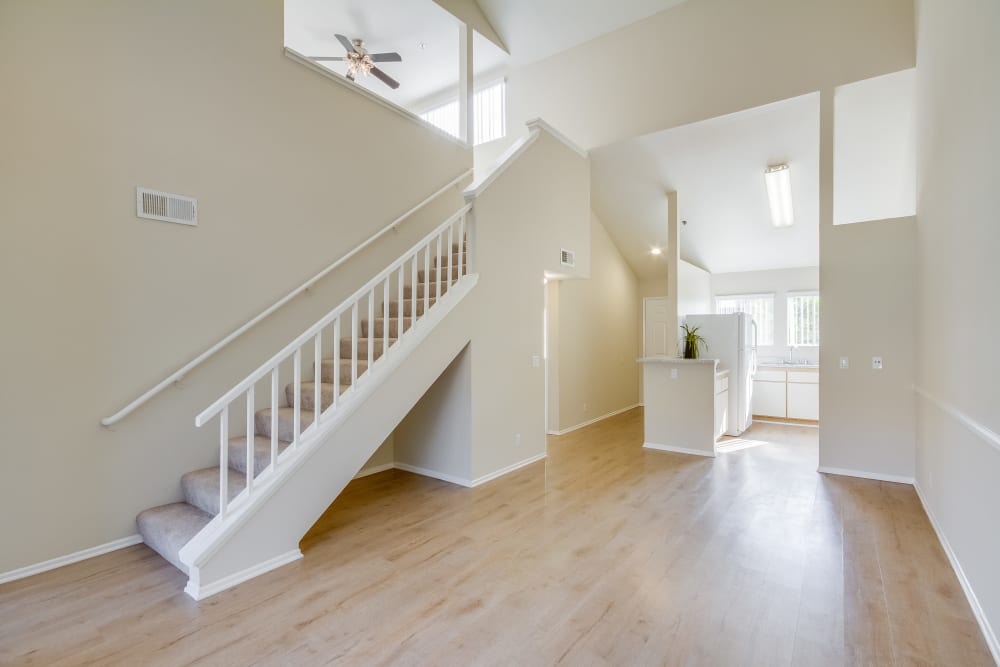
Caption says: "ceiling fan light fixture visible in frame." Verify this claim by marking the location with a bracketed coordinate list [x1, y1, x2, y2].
[764, 164, 794, 228]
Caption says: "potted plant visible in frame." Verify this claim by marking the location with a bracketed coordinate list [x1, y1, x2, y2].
[680, 324, 707, 359]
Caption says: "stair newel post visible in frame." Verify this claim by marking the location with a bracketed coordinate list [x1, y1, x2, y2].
[397, 265, 404, 339]
[351, 302, 359, 389]
[447, 223, 454, 291]
[313, 333, 322, 425]
[424, 245, 431, 319]
[382, 277, 389, 361]
[219, 406, 229, 520]
[367, 288, 375, 372]
[293, 348, 302, 447]
[245, 386, 255, 496]
[332, 315, 340, 407]
[270, 368, 279, 469]
[436, 234, 443, 308]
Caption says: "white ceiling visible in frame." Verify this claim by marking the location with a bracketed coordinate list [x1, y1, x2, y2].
[476, 0, 690, 66]
[590, 93, 821, 279]
[285, 0, 507, 110]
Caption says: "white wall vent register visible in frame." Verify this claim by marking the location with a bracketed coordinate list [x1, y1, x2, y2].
[560, 248, 575, 267]
[136, 187, 198, 226]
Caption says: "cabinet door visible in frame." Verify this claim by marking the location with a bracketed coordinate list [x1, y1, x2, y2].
[787, 382, 819, 420]
[753, 381, 786, 418]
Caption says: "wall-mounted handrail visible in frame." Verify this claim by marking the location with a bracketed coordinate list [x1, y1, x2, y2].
[100, 168, 473, 427]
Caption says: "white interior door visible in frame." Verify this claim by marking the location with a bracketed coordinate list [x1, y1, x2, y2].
[644, 297, 670, 357]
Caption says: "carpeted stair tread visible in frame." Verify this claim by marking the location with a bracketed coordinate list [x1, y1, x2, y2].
[433, 252, 466, 268]
[227, 436, 291, 476]
[317, 358, 369, 384]
[338, 337, 395, 359]
[182, 467, 246, 516]
[254, 407, 315, 441]
[388, 298, 436, 317]
[136, 502, 212, 574]
[361, 317, 414, 338]
[403, 282, 450, 299]
[417, 266, 464, 283]
[285, 381, 344, 411]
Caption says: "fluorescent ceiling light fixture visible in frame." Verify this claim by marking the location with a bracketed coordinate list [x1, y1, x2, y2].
[764, 164, 794, 227]
[650, 247, 663, 256]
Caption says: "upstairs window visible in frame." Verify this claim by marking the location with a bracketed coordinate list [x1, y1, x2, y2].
[419, 80, 506, 145]
[715, 293, 775, 345]
[787, 292, 820, 347]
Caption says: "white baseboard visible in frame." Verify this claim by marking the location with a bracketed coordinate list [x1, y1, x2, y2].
[470, 452, 546, 486]
[0, 534, 143, 585]
[185, 548, 302, 601]
[752, 418, 819, 429]
[551, 404, 641, 436]
[817, 466, 914, 485]
[393, 462, 474, 487]
[643, 441, 716, 458]
[353, 462, 395, 479]
[915, 484, 1000, 665]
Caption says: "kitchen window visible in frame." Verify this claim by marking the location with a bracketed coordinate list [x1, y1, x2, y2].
[715, 293, 775, 345]
[418, 80, 506, 146]
[787, 292, 820, 347]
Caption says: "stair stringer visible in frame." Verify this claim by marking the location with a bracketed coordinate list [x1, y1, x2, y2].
[178, 276, 478, 600]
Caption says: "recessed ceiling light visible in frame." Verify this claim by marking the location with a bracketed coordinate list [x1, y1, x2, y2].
[650, 247, 663, 256]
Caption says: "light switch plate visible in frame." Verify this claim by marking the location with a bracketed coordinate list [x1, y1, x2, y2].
[839, 356, 849, 369]
[531, 355, 541, 368]
[872, 356, 883, 370]
[670, 368, 678, 379]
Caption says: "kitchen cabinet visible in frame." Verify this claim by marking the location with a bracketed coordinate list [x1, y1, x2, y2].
[752, 380, 786, 418]
[752, 366, 819, 421]
[715, 373, 729, 440]
[787, 370, 819, 420]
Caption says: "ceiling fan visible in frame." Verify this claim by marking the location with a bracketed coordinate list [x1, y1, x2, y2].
[311, 34, 402, 90]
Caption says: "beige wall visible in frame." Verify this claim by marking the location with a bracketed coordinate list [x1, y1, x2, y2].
[913, 0, 1000, 652]
[467, 131, 592, 478]
[496, 0, 915, 152]
[0, 0, 470, 573]
[818, 218, 917, 479]
[554, 214, 639, 431]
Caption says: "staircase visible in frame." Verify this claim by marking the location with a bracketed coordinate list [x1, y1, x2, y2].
[135, 206, 475, 595]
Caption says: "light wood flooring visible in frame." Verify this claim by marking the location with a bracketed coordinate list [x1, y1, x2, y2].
[0, 408, 993, 665]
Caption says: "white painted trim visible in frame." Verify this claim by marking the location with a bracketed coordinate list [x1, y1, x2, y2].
[913, 385, 1000, 454]
[353, 463, 395, 479]
[752, 418, 819, 429]
[470, 453, 546, 486]
[817, 466, 914, 485]
[0, 534, 143, 585]
[915, 484, 1000, 665]
[525, 118, 589, 158]
[464, 130, 540, 201]
[643, 442, 716, 458]
[283, 48, 470, 150]
[185, 549, 302, 601]
[393, 462, 473, 488]
[551, 404, 641, 436]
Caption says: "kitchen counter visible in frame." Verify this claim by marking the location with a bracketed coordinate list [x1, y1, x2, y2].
[757, 362, 819, 370]
[637, 357, 723, 458]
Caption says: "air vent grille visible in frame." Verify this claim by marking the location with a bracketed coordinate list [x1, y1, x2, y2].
[560, 248, 575, 267]
[136, 188, 197, 226]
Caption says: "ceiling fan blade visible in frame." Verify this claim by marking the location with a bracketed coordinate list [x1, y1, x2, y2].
[335, 34, 357, 53]
[370, 67, 400, 90]
[369, 52, 402, 63]
[311, 56, 347, 61]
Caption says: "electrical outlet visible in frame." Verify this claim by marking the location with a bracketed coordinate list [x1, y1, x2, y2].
[531, 354, 541, 368]
[583, 403, 588, 413]
[839, 356, 849, 369]
[670, 368, 679, 379]
[872, 356, 883, 370]
[514, 433, 521, 447]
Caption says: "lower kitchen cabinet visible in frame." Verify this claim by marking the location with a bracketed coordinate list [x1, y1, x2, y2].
[752, 380, 786, 418]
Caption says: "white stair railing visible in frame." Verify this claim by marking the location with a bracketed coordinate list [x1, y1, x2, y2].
[194, 204, 472, 519]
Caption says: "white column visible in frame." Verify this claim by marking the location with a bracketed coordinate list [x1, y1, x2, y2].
[666, 191, 680, 357]
[458, 23, 474, 145]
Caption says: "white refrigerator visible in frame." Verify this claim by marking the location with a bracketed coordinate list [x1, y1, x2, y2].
[685, 313, 757, 436]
